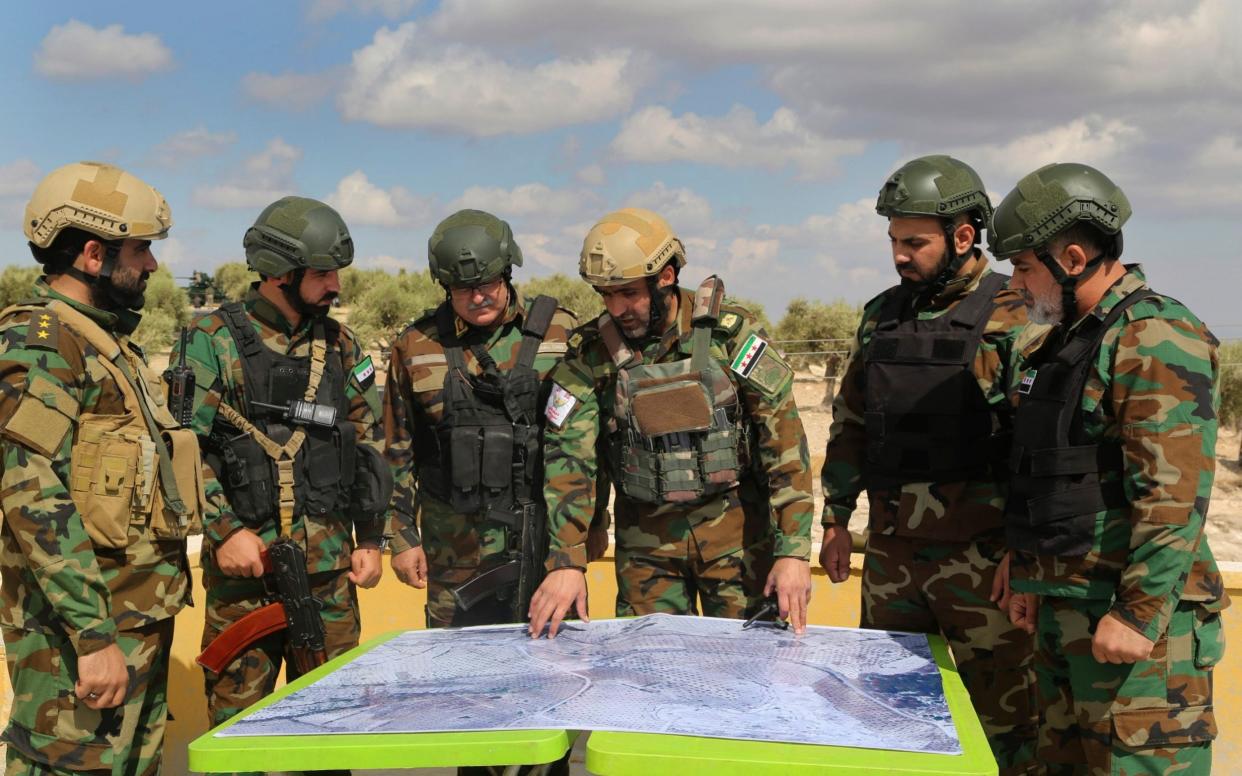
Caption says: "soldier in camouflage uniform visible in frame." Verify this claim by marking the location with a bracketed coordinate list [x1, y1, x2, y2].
[818, 156, 1039, 774]
[0, 162, 204, 775]
[528, 208, 814, 638]
[174, 197, 390, 742]
[995, 163, 1227, 774]
[383, 209, 598, 630]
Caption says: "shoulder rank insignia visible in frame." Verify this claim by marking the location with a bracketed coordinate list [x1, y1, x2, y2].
[25, 310, 59, 350]
[567, 331, 584, 350]
[717, 311, 742, 335]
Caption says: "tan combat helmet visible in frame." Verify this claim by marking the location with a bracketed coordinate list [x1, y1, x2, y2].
[24, 161, 172, 248]
[579, 207, 686, 287]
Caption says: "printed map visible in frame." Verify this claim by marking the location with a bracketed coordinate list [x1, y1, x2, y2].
[220, 614, 960, 754]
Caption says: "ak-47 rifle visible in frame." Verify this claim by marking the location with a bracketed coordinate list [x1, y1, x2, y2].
[196, 538, 328, 675]
[451, 497, 547, 623]
[163, 327, 196, 426]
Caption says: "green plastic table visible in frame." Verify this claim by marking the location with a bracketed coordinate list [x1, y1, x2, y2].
[187, 631, 574, 773]
[585, 634, 997, 775]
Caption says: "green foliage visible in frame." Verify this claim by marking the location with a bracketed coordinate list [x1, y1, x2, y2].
[772, 297, 862, 372]
[133, 267, 191, 352]
[518, 274, 603, 320]
[213, 262, 254, 301]
[349, 270, 442, 350]
[339, 267, 392, 305]
[0, 265, 42, 308]
[1219, 340, 1242, 428]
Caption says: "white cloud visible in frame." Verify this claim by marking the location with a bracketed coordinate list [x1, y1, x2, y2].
[325, 170, 432, 227]
[0, 159, 40, 198]
[576, 164, 605, 186]
[34, 20, 172, 80]
[242, 71, 340, 111]
[147, 127, 237, 169]
[727, 237, 780, 274]
[307, 0, 420, 21]
[338, 23, 641, 135]
[969, 116, 1141, 180]
[193, 139, 302, 210]
[449, 183, 588, 219]
[622, 182, 715, 233]
[353, 253, 419, 273]
[612, 105, 863, 179]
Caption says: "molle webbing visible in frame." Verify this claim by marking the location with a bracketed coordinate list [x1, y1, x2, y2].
[45, 300, 189, 518]
[216, 303, 329, 537]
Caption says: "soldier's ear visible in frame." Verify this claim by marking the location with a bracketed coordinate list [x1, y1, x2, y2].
[79, 240, 105, 276]
[656, 264, 677, 288]
[1060, 243, 1091, 277]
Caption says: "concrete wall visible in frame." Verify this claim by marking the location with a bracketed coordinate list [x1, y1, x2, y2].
[2, 554, 1236, 773]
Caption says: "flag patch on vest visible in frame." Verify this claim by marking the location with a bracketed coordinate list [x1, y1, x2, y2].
[545, 383, 577, 429]
[730, 333, 768, 379]
[1019, 370, 1037, 395]
[354, 356, 375, 391]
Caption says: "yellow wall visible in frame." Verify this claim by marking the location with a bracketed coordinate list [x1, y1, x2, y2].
[1, 555, 1235, 774]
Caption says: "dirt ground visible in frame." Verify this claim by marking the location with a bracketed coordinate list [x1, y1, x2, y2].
[793, 375, 1242, 562]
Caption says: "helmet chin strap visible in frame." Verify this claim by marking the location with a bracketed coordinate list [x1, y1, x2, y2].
[62, 241, 146, 310]
[1034, 242, 1114, 328]
[645, 275, 675, 338]
[279, 269, 331, 319]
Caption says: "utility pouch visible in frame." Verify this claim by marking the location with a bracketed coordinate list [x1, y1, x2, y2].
[449, 427, 483, 513]
[350, 443, 395, 519]
[481, 426, 514, 491]
[70, 415, 144, 549]
[149, 427, 207, 538]
[221, 433, 275, 525]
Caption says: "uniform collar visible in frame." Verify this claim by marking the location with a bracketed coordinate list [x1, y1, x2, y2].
[245, 282, 314, 337]
[453, 290, 520, 339]
[35, 277, 140, 335]
[918, 249, 990, 311]
[1066, 264, 1147, 336]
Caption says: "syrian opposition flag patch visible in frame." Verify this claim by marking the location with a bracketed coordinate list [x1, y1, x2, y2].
[354, 355, 376, 391]
[730, 333, 768, 379]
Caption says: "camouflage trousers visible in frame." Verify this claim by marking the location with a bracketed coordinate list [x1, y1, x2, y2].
[1035, 595, 1221, 775]
[861, 534, 1039, 775]
[614, 543, 767, 619]
[200, 569, 360, 727]
[2, 618, 174, 776]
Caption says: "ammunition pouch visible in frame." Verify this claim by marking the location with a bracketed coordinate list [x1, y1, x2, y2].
[602, 277, 747, 506]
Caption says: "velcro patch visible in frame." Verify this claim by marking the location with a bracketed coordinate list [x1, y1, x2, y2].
[545, 383, 578, 429]
[353, 355, 375, 391]
[730, 333, 768, 379]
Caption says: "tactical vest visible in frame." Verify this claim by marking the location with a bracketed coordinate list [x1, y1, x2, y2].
[1005, 288, 1153, 556]
[212, 303, 356, 534]
[862, 272, 1009, 487]
[602, 277, 747, 505]
[1, 300, 205, 548]
[412, 296, 557, 520]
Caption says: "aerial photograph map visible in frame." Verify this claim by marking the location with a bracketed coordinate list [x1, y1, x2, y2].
[220, 614, 960, 754]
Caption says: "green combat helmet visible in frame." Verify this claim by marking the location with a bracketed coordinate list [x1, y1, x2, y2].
[243, 196, 354, 277]
[428, 209, 522, 288]
[989, 162, 1130, 324]
[876, 154, 992, 288]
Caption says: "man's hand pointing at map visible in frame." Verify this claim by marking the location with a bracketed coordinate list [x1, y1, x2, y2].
[529, 567, 589, 638]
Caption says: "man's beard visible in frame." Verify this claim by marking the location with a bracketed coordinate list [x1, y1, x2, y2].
[1026, 286, 1063, 325]
[98, 266, 149, 310]
[283, 282, 337, 318]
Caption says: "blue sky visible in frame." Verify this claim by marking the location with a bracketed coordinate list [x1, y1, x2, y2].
[2, 1, 1240, 335]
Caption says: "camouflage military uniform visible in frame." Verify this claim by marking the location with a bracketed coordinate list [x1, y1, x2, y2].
[1009, 266, 1227, 775]
[384, 295, 579, 627]
[545, 287, 813, 617]
[175, 285, 384, 727]
[0, 281, 193, 775]
[821, 254, 1039, 774]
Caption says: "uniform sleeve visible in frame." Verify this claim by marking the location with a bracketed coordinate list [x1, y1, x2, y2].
[1109, 316, 1218, 642]
[382, 335, 421, 554]
[177, 325, 248, 548]
[0, 355, 116, 656]
[729, 320, 813, 560]
[341, 331, 385, 545]
[542, 355, 601, 571]
[819, 322, 868, 529]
